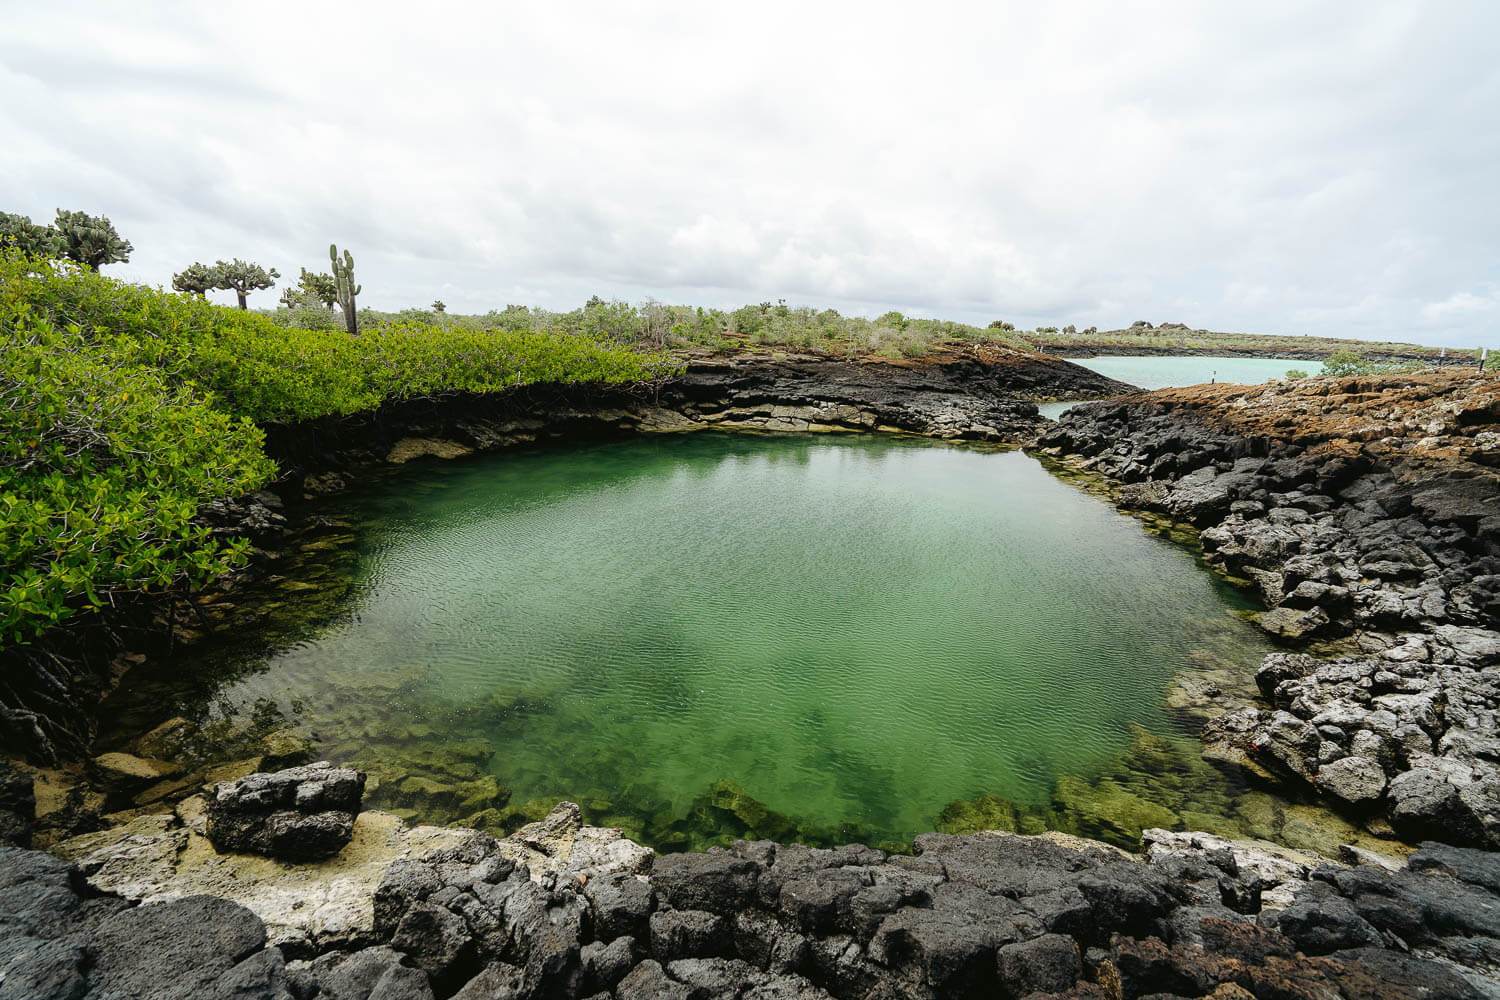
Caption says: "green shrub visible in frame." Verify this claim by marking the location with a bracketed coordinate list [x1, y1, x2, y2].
[1320, 350, 1428, 378]
[0, 253, 672, 642]
[1284, 369, 1309, 379]
[0, 304, 273, 642]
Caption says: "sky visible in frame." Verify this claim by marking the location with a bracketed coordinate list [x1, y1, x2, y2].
[2, 2, 1497, 346]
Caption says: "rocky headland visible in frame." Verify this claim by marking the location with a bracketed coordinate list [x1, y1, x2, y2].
[1036, 370, 1500, 850]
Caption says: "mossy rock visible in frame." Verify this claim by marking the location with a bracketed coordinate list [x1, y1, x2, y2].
[130, 717, 199, 761]
[396, 776, 463, 811]
[597, 814, 647, 843]
[704, 779, 796, 841]
[935, 794, 1021, 835]
[500, 797, 558, 828]
[259, 730, 315, 771]
[456, 775, 510, 813]
[1053, 775, 1179, 848]
[459, 808, 508, 835]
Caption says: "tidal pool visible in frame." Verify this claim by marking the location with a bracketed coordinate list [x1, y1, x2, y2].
[109, 434, 1285, 849]
[1038, 355, 1305, 420]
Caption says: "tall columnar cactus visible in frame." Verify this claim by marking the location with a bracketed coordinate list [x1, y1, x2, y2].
[330, 243, 361, 336]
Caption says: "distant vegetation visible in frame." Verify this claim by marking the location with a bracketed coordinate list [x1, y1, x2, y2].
[268, 296, 1038, 360]
[1020, 321, 1458, 361]
[270, 299, 1464, 365]
[0, 251, 670, 643]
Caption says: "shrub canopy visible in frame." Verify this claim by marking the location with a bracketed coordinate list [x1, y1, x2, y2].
[0, 252, 670, 643]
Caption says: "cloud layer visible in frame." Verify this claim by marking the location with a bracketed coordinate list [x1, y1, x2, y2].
[3, 2, 1497, 345]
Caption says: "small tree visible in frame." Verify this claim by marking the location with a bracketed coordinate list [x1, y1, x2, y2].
[298, 268, 338, 310]
[213, 258, 279, 310]
[0, 212, 63, 258]
[432, 299, 446, 313]
[171, 261, 218, 298]
[53, 209, 133, 269]
[279, 286, 300, 310]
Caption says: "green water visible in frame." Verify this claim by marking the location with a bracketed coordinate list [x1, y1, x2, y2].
[134, 433, 1281, 847]
[1038, 355, 1305, 419]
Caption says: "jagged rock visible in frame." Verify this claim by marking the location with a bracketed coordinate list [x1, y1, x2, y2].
[293, 945, 435, 1000]
[206, 762, 365, 861]
[650, 909, 729, 960]
[1388, 757, 1500, 848]
[653, 849, 762, 914]
[996, 933, 1082, 995]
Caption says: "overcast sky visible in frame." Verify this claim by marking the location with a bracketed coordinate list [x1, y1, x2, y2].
[3, 3, 1497, 346]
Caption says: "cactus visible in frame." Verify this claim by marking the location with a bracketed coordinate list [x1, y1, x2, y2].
[330, 243, 361, 336]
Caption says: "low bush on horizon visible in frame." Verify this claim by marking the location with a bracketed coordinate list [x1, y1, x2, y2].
[1319, 349, 1430, 377]
[266, 294, 1460, 364]
[0, 252, 672, 643]
[267, 295, 1036, 360]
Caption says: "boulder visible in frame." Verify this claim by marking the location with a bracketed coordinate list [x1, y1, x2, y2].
[1316, 755, 1388, 808]
[206, 762, 366, 861]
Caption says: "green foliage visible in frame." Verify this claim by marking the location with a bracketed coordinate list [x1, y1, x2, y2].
[1020, 324, 1454, 362]
[0, 262, 273, 642]
[0, 253, 673, 643]
[297, 268, 338, 310]
[1319, 350, 1427, 377]
[330, 244, 360, 335]
[52, 209, 133, 269]
[1284, 369, 1309, 380]
[213, 258, 279, 310]
[432, 300, 446, 313]
[171, 261, 217, 298]
[0, 213, 63, 259]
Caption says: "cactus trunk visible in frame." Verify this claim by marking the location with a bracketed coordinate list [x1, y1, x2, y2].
[330, 243, 361, 336]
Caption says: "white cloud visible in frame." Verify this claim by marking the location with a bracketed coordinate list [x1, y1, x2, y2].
[1, 1, 1497, 345]
[1421, 288, 1500, 324]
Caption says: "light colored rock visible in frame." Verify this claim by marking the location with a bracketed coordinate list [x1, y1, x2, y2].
[1317, 755, 1388, 807]
[1143, 828, 1329, 910]
[497, 800, 653, 882]
[92, 752, 181, 784]
[386, 437, 473, 463]
[55, 810, 482, 953]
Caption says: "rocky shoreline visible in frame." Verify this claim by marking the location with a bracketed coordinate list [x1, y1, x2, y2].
[260, 351, 1134, 495]
[5, 764, 1498, 999]
[1035, 371, 1500, 850]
